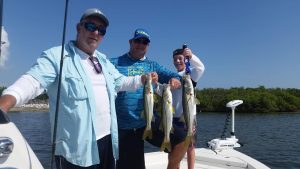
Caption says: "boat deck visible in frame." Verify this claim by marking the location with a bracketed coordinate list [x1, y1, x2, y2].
[145, 148, 270, 169]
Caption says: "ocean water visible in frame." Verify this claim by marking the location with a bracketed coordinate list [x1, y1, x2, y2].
[8, 112, 300, 169]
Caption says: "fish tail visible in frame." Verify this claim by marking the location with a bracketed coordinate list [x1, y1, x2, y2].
[143, 129, 152, 140]
[160, 139, 172, 152]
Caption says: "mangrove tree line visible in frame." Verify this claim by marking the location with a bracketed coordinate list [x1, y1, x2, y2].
[196, 86, 300, 113]
[1, 86, 300, 113]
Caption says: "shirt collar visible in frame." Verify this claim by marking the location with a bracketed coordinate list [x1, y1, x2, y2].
[75, 47, 95, 60]
[127, 52, 146, 61]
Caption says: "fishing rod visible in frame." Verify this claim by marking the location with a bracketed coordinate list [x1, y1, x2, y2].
[182, 44, 191, 75]
[50, 0, 69, 168]
[0, 0, 3, 57]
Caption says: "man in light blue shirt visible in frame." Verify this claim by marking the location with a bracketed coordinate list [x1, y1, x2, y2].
[0, 8, 156, 169]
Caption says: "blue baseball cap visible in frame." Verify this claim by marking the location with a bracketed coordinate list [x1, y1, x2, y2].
[131, 28, 150, 42]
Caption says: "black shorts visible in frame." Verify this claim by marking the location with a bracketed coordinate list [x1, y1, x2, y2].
[146, 117, 187, 152]
[173, 117, 197, 148]
[116, 117, 187, 169]
[117, 127, 146, 169]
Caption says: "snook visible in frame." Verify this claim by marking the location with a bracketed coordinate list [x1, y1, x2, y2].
[142, 74, 154, 140]
[160, 84, 173, 152]
[182, 74, 199, 146]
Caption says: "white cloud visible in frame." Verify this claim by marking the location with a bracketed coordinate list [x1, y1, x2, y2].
[0, 26, 10, 67]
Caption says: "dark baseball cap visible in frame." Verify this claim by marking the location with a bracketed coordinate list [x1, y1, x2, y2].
[130, 28, 150, 42]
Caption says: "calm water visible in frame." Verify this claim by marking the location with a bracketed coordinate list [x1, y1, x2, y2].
[7, 112, 300, 169]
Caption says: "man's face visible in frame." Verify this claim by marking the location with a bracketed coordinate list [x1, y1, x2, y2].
[129, 38, 149, 59]
[76, 16, 106, 55]
[173, 54, 185, 72]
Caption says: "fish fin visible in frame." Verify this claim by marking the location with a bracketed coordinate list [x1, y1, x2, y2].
[179, 115, 186, 123]
[193, 117, 197, 126]
[143, 129, 153, 140]
[170, 127, 174, 134]
[166, 143, 172, 152]
[194, 98, 200, 105]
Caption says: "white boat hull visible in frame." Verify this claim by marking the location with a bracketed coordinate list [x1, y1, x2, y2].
[145, 148, 270, 169]
[0, 122, 43, 169]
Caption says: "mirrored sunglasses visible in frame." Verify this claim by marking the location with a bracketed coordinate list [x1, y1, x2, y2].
[83, 22, 106, 36]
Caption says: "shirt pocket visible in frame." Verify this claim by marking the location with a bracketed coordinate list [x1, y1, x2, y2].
[65, 74, 88, 100]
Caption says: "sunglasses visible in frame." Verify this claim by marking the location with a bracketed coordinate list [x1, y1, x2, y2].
[134, 39, 149, 45]
[89, 56, 102, 74]
[83, 22, 106, 36]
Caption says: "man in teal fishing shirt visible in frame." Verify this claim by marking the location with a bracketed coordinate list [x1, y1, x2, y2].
[110, 28, 188, 169]
[0, 9, 155, 169]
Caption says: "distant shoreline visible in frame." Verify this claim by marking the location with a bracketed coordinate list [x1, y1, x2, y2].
[10, 103, 49, 112]
[8, 102, 300, 113]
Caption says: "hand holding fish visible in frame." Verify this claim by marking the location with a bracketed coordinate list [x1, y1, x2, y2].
[141, 72, 158, 85]
[149, 72, 158, 84]
[169, 78, 181, 90]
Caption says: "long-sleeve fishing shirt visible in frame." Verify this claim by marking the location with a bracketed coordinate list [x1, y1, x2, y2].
[2, 41, 143, 167]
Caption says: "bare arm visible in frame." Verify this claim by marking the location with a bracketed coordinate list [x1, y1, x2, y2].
[0, 95, 16, 113]
[0, 74, 44, 112]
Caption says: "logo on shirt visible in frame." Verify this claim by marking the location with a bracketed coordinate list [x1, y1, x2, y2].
[128, 66, 144, 76]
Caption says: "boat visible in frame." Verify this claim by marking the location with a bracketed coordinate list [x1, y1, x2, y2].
[145, 100, 270, 169]
[0, 100, 270, 169]
[145, 148, 270, 169]
[0, 1, 44, 166]
[0, 110, 43, 169]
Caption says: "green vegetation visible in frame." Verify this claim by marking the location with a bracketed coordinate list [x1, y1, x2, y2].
[35, 92, 49, 100]
[1, 85, 300, 113]
[0, 86, 5, 94]
[196, 86, 300, 113]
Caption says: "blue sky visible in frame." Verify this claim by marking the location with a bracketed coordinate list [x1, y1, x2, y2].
[0, 0, 299, 89]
